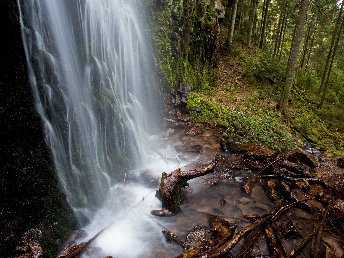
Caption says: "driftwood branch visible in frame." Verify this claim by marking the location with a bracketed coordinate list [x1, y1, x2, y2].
[152, 159, 216, 216]
[57, 227, 108, 258]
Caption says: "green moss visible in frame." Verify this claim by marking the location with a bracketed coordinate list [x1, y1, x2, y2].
[149, 0, 217, 90]
[188, 93, 294, 150]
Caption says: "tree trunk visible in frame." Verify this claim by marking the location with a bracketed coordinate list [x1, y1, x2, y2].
[318, 0, 344, 108]
[278, 0, 310, 116]
[319, 8, 344, 107]
[259, 0, 270, 49]
[236, 0, 242, 31]
[247, 0, 258, 46]
[304, 29, 316, 71]
[277, 3, 289, 59]
[300, 14, 317, 72]
[273, 1, 284, 55]
[228, 0, 239, 49]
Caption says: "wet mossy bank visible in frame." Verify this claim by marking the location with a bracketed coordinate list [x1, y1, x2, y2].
[0, 1, 75, 257]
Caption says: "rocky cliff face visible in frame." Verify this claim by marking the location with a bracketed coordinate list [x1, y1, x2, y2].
[0, 1, 75, 257]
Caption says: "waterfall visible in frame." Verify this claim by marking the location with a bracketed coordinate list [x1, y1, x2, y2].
[18, 0, 162, 223]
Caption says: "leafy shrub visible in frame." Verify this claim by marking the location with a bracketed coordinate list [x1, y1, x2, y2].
[188, 93, 294, 150]
[246, 53, 286, 85]
[294, 72, 319, 92]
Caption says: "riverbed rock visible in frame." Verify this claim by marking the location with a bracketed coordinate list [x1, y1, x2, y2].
[287, 151, 318, 169]
[172, 83, 191, 112]
[184, 225, 210, 249]
[337, 157, 344, 168]
[15, 229, 43, 258]
[185, 127, 202, 136]
[277, 221, 302, 239]
[175, 144, 203, 154]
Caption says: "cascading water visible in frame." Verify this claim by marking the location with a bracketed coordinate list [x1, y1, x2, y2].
[18, 0, 163, 223]
[18, 0, 186, 256]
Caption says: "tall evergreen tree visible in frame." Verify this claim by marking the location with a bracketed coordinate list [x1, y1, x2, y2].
[318, 0, 344, 108]
[279, 0, 310, 116]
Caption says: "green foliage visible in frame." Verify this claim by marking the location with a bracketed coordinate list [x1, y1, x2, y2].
[294, 72, 319, 92]
[149, 0, 218, 90]
[181, 61, 215, 91]
[245, 53, 286, 86]
[291, 107, 344, 155]
[188, 93, 294, 150]
[149, 0, 344, 156]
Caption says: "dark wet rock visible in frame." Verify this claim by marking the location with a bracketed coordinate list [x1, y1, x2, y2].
[175, 144, 203, 154]
[328, 199, 344, 221]
[219, 199, 227, 207]
[293, 178, 310, 190]
[209, 216, 236, 240]
[203, 178, 220, 186]
[277, 221, 302, 239]
[15, 228, 43, 258]
[265, 179, 282, 203]
[213, 154, 244, 178]
[164, 118, 187, 129]
[185, 127, 201, 136]
[290, 189, 310, 203]
[172, 83, 191, 112]
[308, 185, 326, 202]
[184, 225, 210, 249]
[219, 138, 242, 153]
[287, 151, 318, 170]
[190, 106, 202, 113]
[276, 160, 313, 177]
[337, 157, 344, 168]
[242, 174, 259, 195]
[241, 143, 276, 163]
[289, 189, 325, 213]
[151, 208, 175, 217]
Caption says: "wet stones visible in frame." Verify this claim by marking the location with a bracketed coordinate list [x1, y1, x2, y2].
[287, 151, 318, 170]
[172, 83, 191, 112]
[219, 138, 242, 153]
[15, 229, 43, 258]
[209, 216, 236, 240]
[337, 157, 344, 168]
[277, 221, 302, 239]
[185, 127, 201, 136]
[175, 144, 203, 154]
[184, 225, 210, 250]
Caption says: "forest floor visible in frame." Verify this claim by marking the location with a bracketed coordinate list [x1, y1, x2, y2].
[146, 44, 344, 256]
[187, 45, 344, 156]
[152, 100, 344, 257]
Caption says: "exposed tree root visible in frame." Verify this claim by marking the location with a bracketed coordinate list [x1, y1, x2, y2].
[152, 159, 216, 216]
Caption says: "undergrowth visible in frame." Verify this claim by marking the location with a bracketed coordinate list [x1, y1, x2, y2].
[187, 93, 294, 151]
[149, 2, 343, 156]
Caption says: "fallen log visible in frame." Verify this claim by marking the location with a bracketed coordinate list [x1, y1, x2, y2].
[57, 227, 108, 258]
[152, 159, 216, 216]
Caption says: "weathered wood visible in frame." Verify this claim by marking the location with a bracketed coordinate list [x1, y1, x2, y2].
[152, 159, 216, 215]
[57, 227, 107, 258]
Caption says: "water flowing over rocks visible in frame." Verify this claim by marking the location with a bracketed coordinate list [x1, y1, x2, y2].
[1, 1, 75, 256]
[147, 95, 344, 257]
